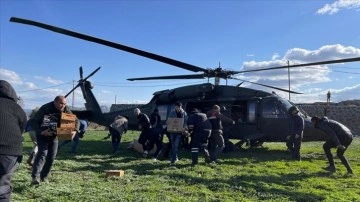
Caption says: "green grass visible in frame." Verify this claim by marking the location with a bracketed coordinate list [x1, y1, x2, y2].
[12, 130, 360, 202]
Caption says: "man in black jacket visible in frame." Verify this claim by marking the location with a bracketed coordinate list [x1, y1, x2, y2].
[0, 80, 27, 201]
[30, 95, 78, 184]
[134, 108, 151, 157]
[286, 106, 304, 161]
[311, 116, 353, 174]
[187, 108, 212, 166]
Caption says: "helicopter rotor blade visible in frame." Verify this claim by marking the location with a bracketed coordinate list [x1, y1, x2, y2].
[65, 67, 101, 98]
[230, 77, 303, 94]
[10, 17, 206, 73]
[128, 74, 205, 81]
[235, 57, 360, 74]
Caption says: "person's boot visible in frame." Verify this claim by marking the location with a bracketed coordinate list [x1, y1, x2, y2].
[323, 165, 336, 173]
[31, 177, 40, 185]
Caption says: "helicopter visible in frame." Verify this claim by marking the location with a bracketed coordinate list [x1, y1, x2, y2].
[10, 17, 360, 149]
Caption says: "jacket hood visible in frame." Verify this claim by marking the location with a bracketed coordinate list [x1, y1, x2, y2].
[0, 80, 18, 102]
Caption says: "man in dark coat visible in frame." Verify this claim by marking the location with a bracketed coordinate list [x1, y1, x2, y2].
[311, 116, 353, 174]
[31, 95, 78, 184]
[207, 105, 235, 163]
[286, 106, 304, 161]
[187, 108, 212, 166]
[134, 108, 151, 157]
[149, 108, 163, 160]
[0, 80, 27, 201]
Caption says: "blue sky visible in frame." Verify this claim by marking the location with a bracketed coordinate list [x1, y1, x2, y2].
[1, 0, 359, 110]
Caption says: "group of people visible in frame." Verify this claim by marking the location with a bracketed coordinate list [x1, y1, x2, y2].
[286, 106, 353, 174]
[0, 79, 356, 201]
[128, 102, 235, 166]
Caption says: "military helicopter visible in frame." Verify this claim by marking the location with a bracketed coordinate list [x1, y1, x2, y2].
[10, 17, 360, 149]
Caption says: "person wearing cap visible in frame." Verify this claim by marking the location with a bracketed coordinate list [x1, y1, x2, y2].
[134, 108, 151, 157]
[311, 116, 353, 174]
[286, 106, 304, 161]
[187, 108, 212, 166]
[207, 104, 235, 163]
[168, 102, 187, 165]
[0, 80, 27, 201]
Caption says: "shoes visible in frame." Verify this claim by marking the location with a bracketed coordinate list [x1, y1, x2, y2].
[143, 151, 148, 158]
[40, 177, 49, 183]
[291, 156, 301, 161]
[31, 177, 40, 185]
[153, 158, 158, 161]
[323, 166, 336, 173]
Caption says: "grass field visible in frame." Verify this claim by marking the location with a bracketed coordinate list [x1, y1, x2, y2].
[12, 130, 360, 202]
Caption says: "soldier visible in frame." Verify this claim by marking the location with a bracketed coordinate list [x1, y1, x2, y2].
[286, 106, 304, 161]
[311, 116, 353, 174]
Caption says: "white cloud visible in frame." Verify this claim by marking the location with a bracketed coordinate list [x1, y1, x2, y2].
[0, 68, 23, 85]
[272, 53, 280, 60]
[34, 76, 63, 85]
[238, 44, 360, 101]
[317, 0, 360, 15]
[291, 84, 360, 103]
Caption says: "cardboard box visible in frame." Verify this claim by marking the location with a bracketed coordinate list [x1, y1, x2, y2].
[57, 113, 77, 140]
[61, 113, 76, 122]
[60, 120, 76, 129]
[105, 170, 124, 177]
[56, 128, 74, 140]
[166, 118, 184, 133]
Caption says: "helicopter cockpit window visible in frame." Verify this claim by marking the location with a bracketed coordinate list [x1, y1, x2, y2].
[262, 98, 287, 118]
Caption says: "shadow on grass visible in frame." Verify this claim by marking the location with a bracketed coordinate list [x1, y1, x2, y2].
[167, 171, 326, 201]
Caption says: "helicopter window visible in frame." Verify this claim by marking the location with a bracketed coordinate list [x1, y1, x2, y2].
[248, 102, 256, 122]
[262, 98, 287, 118]
[231, 105, 245, 123]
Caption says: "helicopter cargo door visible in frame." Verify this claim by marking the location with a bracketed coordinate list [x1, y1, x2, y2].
[259, 97, 289, 141]
[228, 100, 261, 140]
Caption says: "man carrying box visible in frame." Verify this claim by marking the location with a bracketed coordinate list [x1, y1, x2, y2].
[30, 95, 78, 185]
